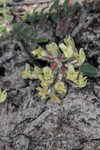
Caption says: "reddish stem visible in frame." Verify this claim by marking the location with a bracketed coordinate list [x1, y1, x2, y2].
[50, 62, 58, 71]
[61, 65, 67, 72]
[44, 55, 54, 60]
[57, 55, 62, 60]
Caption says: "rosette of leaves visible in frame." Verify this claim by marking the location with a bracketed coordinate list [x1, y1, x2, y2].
[9, 22, 48, 43]
[22, 36, 99, 104]
[9, 22, 36, 41]
[0, 0, 13, 37]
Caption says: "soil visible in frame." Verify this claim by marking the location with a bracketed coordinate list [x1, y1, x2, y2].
[0, 0, 100, 150]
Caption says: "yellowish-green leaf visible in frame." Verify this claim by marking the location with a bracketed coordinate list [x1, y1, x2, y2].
[54, 81, 66, 94]
[0, 7, 9, 13]
[32, 46, 47, 58]
[31, 66, 42, 80]
[36, 87, 49, 100]
[0, 0, 7, 3]
[74, 73, 87, 88]
[42, 66, 53, 82]
[22, 63, 32, 79]
[64, 36, 75, 50]
[0, 18, 6, 25]
[74, 48, 86, 66]
[0, 88, 7, 103]
[0, 26, 6, 33]
[46, 42, 59, 56]
[66, 64, 79, 81]
[51, 94, 61, 104]
[59, 43, 73, 59]
[40, 79, 51, 88]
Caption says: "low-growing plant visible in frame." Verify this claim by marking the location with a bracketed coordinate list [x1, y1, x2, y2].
[22, 5, 48, 24]
[22, 0, 80, 24]
[22, 36, 99, 104]
[49, 0, 80, 22]
[8, 22, 48, 43]
[0, 0, 13, 37]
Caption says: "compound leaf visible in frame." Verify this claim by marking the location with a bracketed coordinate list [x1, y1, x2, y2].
[63, 0, 69, 17]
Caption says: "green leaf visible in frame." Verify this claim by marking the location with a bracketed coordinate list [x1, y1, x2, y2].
[0, 7, 9, 13]
[49, 0, 59, 13]
[49, 0, 60, 22]
[39, 6, 48, 23]
[51, 13, 59, 22]
[63, 0, 69, 17]
[23, 12, 28, 20]
[40, 6, 48, 15]
[10, 22, 36, 41]
[0, 26, 6, 33]
[0, 0, 7, 3]
[72, 2, 80, 13]
[37, 37, 48, 43]
[0, 18, 6, 24]
[5, 15, 13, 23]
[30, 11, 38, 23]
[79, 63, 97, 77]
[24, 7, 39, 24]
[30, 6, 39, 23]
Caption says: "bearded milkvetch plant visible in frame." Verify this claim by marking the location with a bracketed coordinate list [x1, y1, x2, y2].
[22, 36, 98, 104]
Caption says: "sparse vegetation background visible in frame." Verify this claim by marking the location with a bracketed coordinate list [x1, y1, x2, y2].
[0, 0, 100, 149]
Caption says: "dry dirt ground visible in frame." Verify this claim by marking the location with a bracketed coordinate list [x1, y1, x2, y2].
[0, 0, 100, 150]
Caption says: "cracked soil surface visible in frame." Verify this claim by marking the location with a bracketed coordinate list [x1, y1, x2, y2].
[0, 0, 100, 149]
